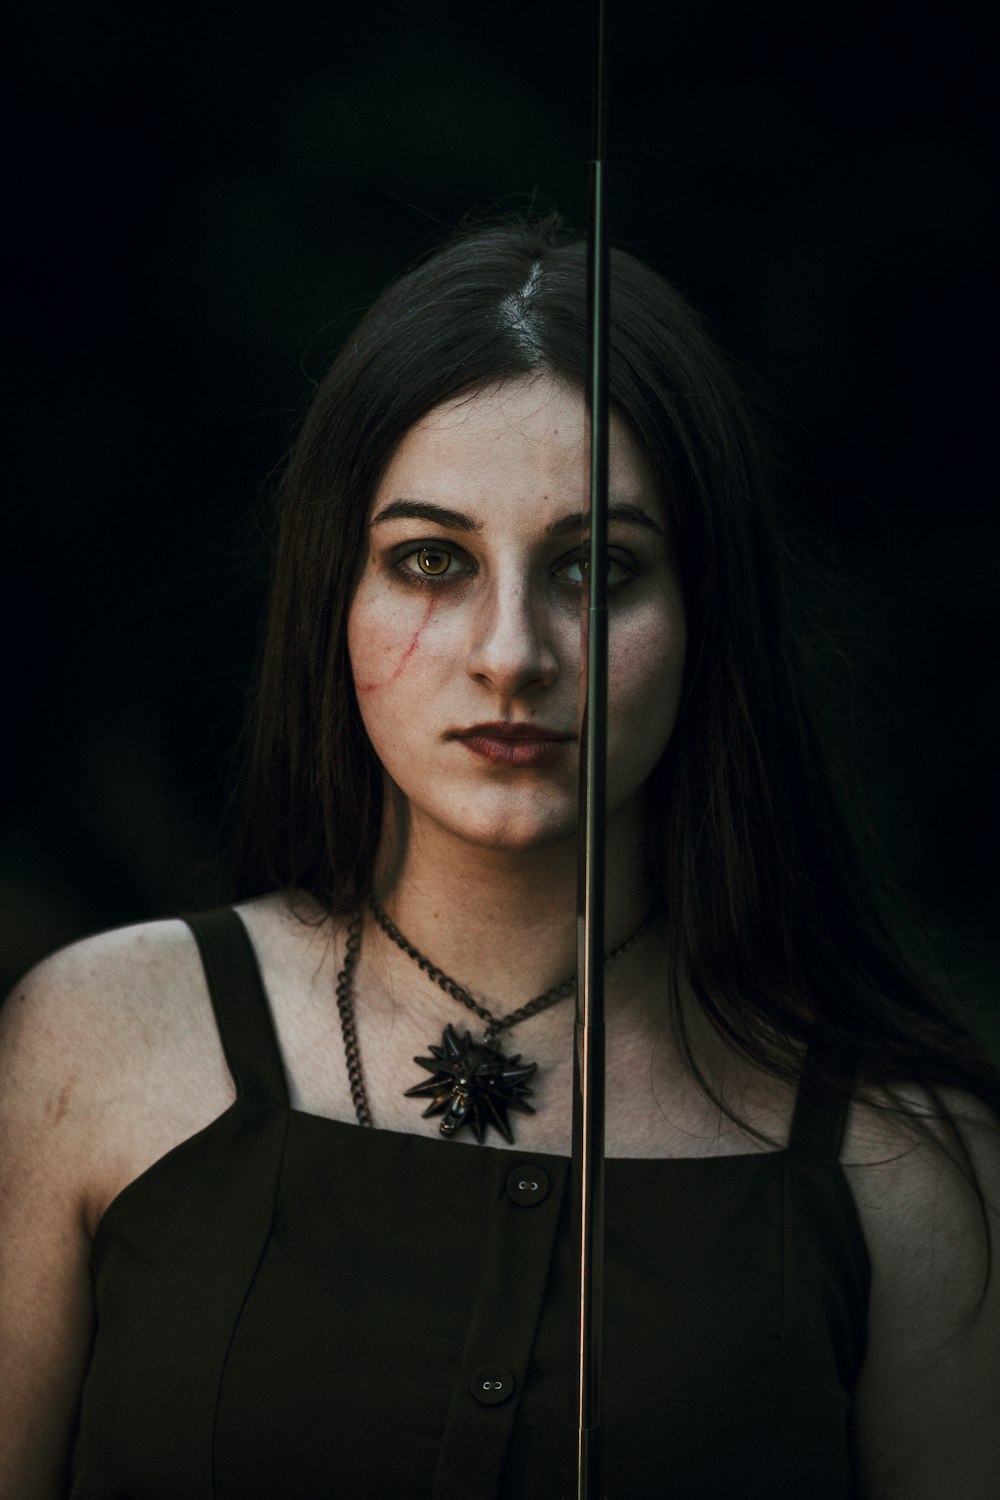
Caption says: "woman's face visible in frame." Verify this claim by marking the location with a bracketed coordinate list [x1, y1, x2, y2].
[347, 375, 686, 854]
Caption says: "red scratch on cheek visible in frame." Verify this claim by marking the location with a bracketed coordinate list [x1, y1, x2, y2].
[358, 598, 435, 693]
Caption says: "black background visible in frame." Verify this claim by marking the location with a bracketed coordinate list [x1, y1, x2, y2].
[5, 1, 996, 1042]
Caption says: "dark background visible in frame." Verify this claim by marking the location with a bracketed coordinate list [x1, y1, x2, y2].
[5, 1, 996, 1043]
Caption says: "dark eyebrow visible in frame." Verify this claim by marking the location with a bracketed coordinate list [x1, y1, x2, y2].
[370, 499, 482, 533]
[545, 502, 664, 537]
[369, 498, 663, 536]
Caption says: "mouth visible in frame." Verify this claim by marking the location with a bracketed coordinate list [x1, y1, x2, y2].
[450, 722, 576, 768]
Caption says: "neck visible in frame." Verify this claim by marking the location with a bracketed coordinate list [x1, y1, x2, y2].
[370, 790, 654, 1010]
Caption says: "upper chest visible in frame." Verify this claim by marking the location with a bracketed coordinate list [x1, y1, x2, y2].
[228, 900, 797, 1159]
[87, 903, 797, 1234]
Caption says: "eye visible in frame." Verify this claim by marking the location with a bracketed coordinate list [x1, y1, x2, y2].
[415, 546, 452, 577]
[393, 543, 467, 586]
[557, 549, 638, 592]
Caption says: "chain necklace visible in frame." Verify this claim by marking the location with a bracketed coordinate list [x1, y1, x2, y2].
[333, 896, 652, 1145]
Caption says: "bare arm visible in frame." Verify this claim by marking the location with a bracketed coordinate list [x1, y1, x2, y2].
[845, 1089, 1000, 1499]
[0, 918, 227, 1500]
[0, 961, 99, 1499]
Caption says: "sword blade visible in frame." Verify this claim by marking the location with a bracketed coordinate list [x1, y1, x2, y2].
[572, 1, 610, 1495]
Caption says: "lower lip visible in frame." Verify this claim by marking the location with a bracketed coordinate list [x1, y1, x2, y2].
[457, 735, 572, 767]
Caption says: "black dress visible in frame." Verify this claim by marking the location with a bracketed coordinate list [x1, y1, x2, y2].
[70, 908, 870, 1499]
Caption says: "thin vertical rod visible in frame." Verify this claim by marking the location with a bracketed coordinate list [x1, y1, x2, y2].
[572, 0, 609, 1496]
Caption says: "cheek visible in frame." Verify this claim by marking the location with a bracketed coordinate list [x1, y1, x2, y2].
[348, 589, 439, 697]
[610, 607, 687, 740]
[350, 594, 434, 693]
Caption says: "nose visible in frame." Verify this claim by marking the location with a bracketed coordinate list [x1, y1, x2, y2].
[465, 572, 561, 698]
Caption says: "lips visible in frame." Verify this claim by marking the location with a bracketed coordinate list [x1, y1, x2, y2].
[452, 722, 575, 742]
[451, 722, 576, 768]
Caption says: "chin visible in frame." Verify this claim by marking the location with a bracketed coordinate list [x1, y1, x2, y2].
[430, 799, 577, 856]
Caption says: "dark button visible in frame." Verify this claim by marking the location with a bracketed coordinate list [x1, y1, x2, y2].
[506, 1164, 550, 1206]
[470, 1365, 515, 1405]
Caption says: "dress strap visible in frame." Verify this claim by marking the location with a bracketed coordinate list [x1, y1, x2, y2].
[787, 1049, 853, 1161]
[180, 908, 290, 1107]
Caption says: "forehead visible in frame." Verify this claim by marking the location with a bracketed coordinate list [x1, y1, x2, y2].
[374, 376, 657, 517]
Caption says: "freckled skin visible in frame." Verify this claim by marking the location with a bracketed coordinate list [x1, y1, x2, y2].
[347, 376, 686, 856]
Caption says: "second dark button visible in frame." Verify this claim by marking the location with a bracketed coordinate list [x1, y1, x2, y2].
[470, 1365, 515, 1405]
[506, 1164, 550, 1206]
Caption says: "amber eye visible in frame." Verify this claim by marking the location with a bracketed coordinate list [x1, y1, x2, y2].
[416, 546, 452, 576]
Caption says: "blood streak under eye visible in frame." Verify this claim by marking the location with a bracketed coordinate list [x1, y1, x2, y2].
[356, 598, 436, 694]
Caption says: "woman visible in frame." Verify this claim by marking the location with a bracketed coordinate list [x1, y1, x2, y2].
[1, 218, 997, 1498]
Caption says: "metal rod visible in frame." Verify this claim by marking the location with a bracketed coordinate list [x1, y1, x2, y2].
[571, 0, 609, 1495]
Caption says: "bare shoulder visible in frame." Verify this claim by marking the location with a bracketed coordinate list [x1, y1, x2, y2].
[841, 1083, 1000, 1327]
[840, 1084, 1000, 1497]
[6, 912, 205, 1013]
[1, 917, 234, 1235]
[842, 1083, 1000, 1254]
[2, 918, 221, 1112]
[843, 1080, 1000, 1160]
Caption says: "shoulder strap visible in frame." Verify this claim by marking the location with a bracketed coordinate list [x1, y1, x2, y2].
[787, 1049, 853, 1161]
[180, 908, 290, 1107]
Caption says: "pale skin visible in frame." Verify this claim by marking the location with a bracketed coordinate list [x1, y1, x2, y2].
[1, 375, 997, 1495]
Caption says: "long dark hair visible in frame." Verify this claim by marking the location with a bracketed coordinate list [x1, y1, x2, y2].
[237, 214, 999, 1124]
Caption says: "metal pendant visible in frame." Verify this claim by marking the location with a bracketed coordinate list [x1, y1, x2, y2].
[404, 1023, 537, 1144]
